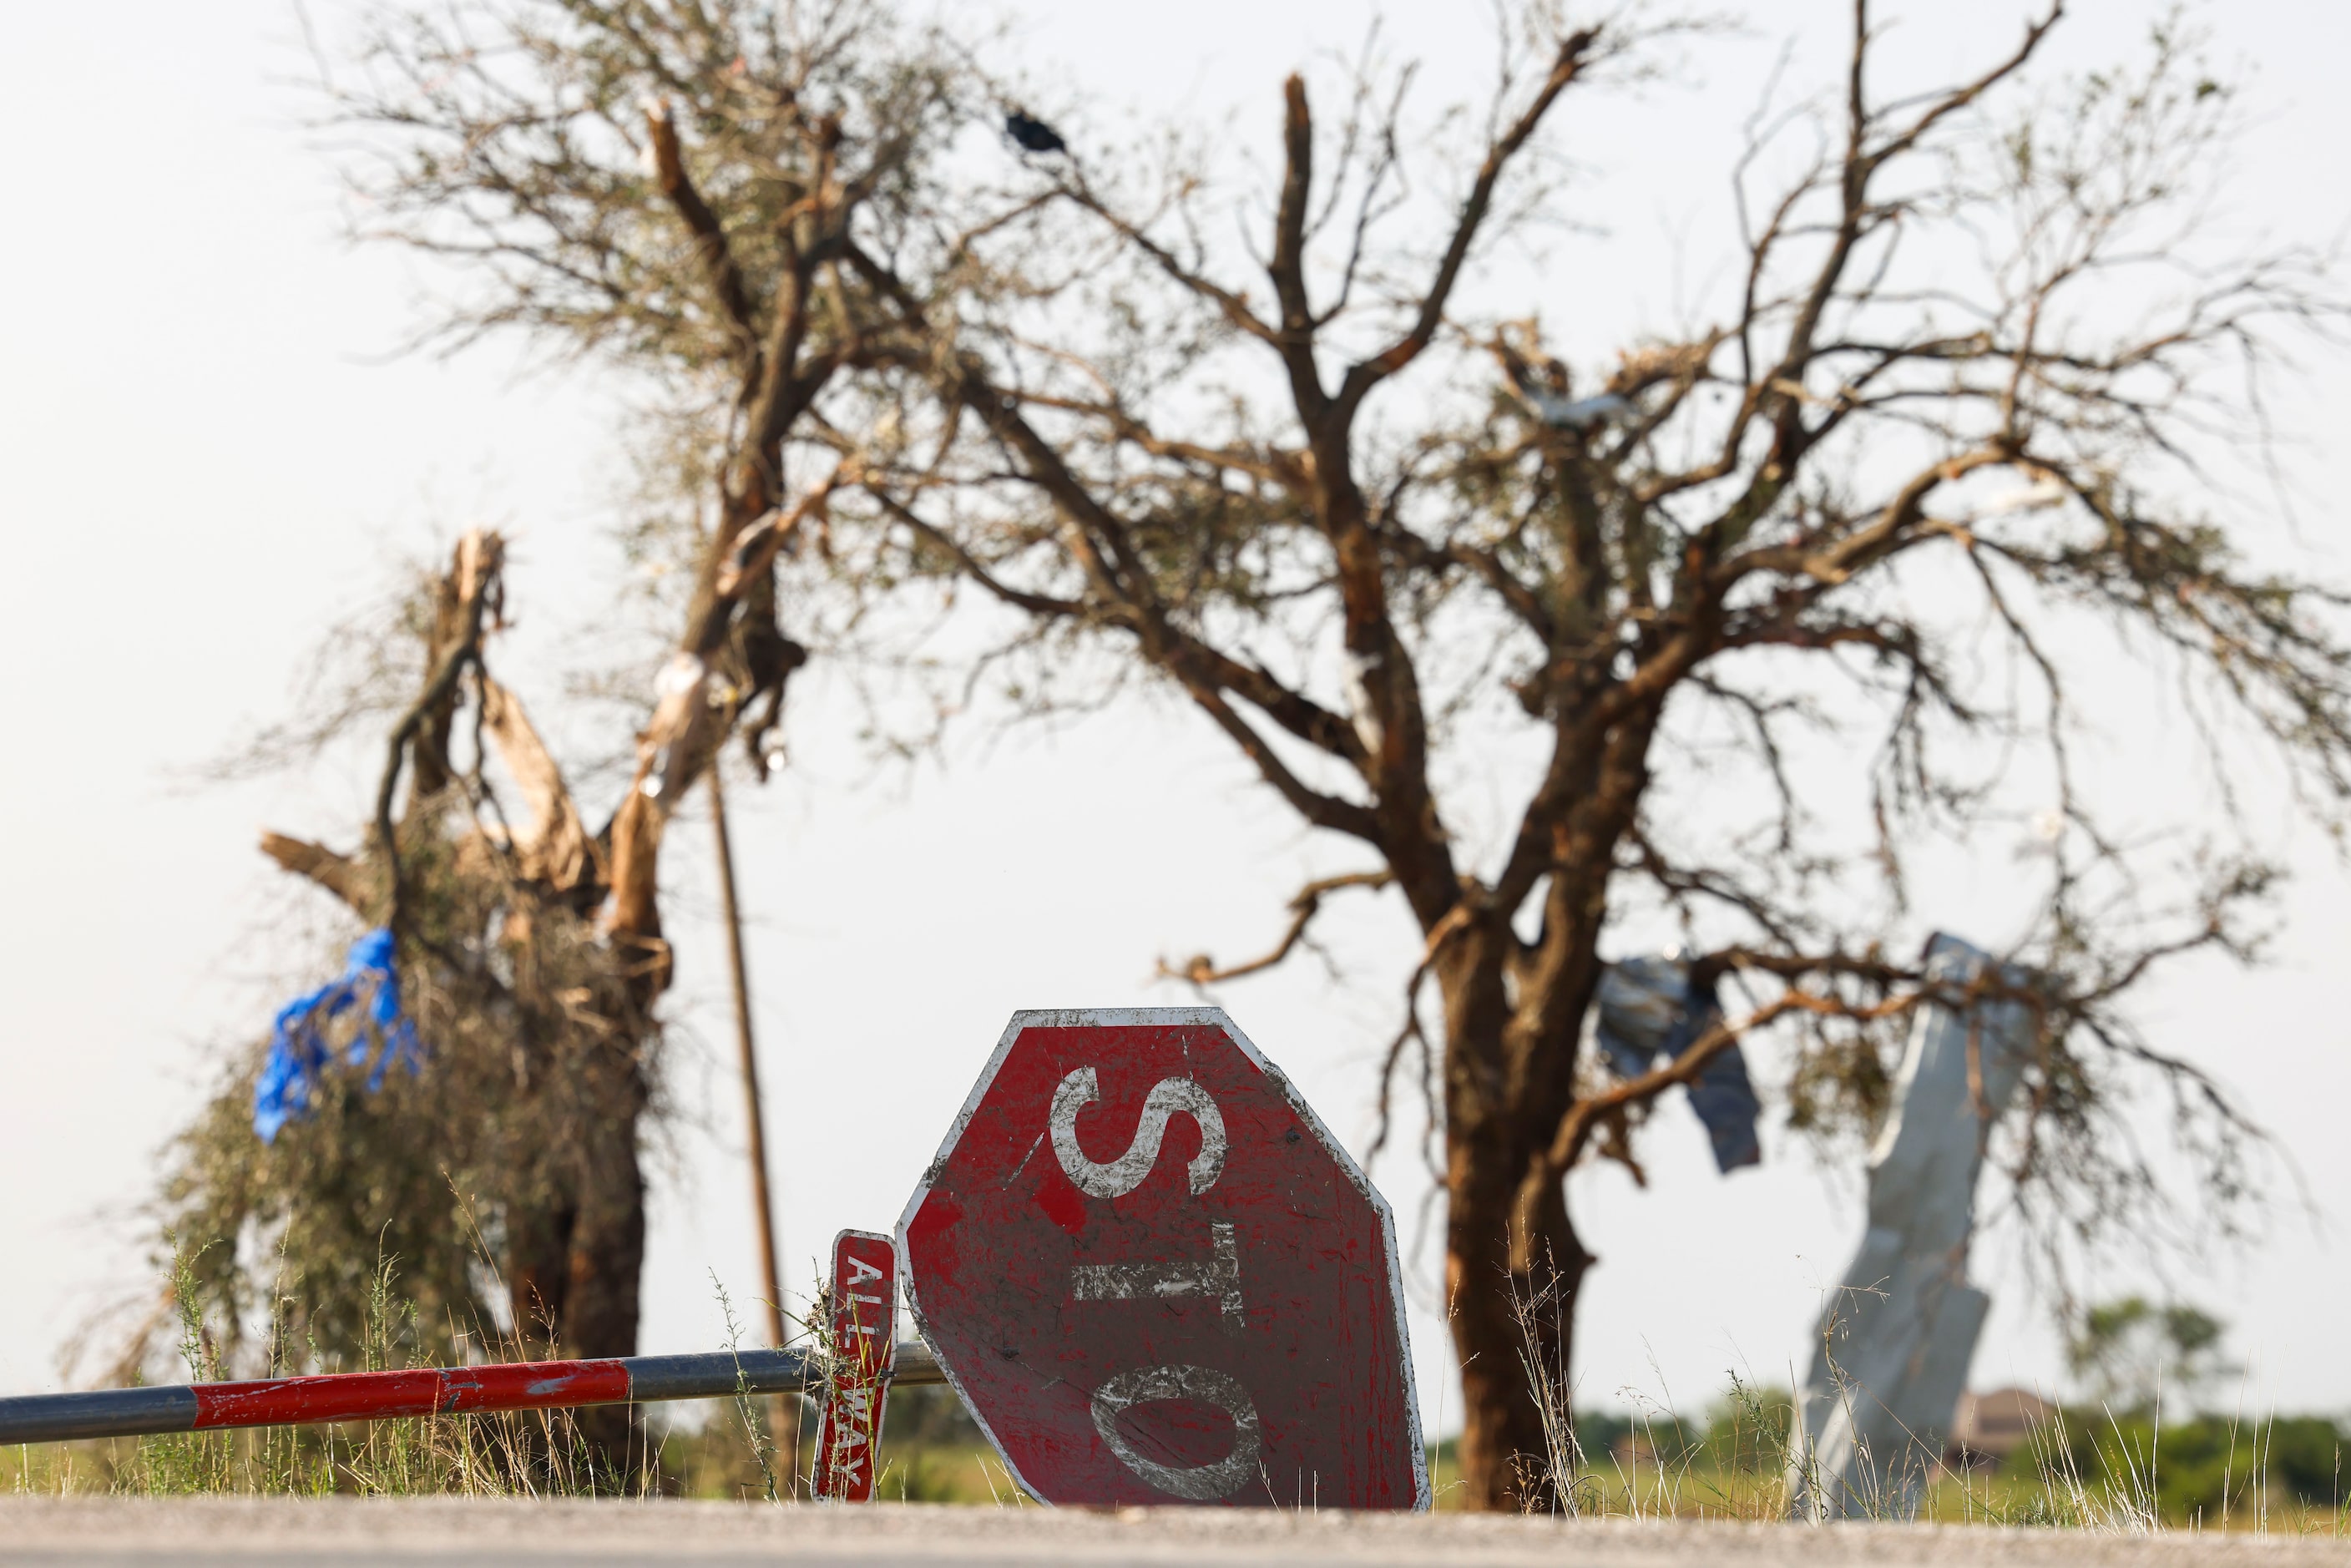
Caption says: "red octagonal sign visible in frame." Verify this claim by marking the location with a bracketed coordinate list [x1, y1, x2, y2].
[897, 1007, 1426, 1509]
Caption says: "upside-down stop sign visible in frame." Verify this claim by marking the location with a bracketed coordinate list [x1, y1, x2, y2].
[896, 1007, 1426, 1508]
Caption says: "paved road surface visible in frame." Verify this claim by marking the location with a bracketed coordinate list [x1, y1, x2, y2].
[1, 1500, 2344, 1565]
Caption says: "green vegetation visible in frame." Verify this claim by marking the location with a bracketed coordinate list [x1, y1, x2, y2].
[2067, 1296, 2241, 1417]
[2000, 1411, 2349, 1528]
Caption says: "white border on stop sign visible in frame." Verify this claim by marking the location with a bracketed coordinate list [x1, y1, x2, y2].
[892, 1005, 1431, 1510]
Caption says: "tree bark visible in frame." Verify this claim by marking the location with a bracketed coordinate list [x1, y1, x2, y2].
[560, 1053, 650, 1472]
[1437, 925, 1598, 1511]
[500, 1046, 650, 1475]
[560, 1059, 649, 1358]
[506, 1196, 575, 1350]
[1447, 1142, 1590, 1512]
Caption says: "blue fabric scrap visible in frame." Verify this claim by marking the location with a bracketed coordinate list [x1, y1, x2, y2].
[1593, 955, 1762, 1174]
[252, 927, 425, 1144]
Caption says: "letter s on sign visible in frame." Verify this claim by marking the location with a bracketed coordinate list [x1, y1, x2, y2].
[1050, 1068, 1228, 1200]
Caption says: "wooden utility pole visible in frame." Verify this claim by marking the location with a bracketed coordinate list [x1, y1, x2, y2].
[708, 765, 787, 1347]
[707, 764, 801, 1485]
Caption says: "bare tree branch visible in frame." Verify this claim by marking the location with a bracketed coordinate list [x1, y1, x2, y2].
[1160, 869, 1393, 984]
[259, 831, 369, 913]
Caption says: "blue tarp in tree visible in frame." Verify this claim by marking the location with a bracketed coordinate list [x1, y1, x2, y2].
[251, 927, 424, 1144]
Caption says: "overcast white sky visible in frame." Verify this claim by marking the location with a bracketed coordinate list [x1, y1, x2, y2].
[3, 0, 2348, 1439]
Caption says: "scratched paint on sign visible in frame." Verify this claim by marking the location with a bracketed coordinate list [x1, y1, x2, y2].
[897, 1007, 1425, 1510]
[811, 1230, 897, 1503]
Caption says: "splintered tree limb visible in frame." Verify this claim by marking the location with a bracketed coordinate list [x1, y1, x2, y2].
[710, 488, 832, 609]
[675, 480, 835, 673]
[643, 99, 757, 357]
[1160, 870, 1394, 985]
[1267, 73, 1327, 415]
[604, 483, 833, 955]
[375, 531, 504, 933]
[259, 832, 369, 913]
[479, 675, 592, 893]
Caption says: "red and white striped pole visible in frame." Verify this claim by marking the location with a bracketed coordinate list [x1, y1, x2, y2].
[0, 1342, 941, 1449]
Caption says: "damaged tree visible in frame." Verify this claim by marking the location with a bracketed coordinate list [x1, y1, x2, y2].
[824, 4, 2351, 1507]
[179, 524, 781, 1470]
[170, 531, 655, 1463]
[171, 534, 663, 1439]
[160, 0, 964, 1469]
[321, 0, 973, 979]
[328, 0, 965, 946]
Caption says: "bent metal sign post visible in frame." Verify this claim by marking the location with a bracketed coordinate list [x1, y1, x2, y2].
[897, 1007, 1427, 1509]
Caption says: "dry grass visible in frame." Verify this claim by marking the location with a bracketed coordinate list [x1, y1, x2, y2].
[1478, 1288, 2348, 1534]
[7, 1254, 2342, 1531]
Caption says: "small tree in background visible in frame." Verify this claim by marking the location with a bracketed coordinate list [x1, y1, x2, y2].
[2068, 1297, 2240, 1419]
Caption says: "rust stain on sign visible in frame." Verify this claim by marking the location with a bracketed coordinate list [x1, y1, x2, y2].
[897, 1007, 1425, 1510]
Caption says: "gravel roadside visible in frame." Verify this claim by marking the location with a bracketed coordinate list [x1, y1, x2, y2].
[2, 1499, 2347, 1567]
